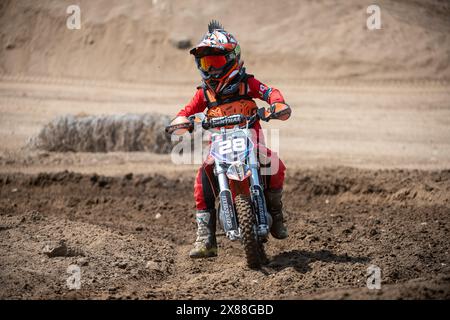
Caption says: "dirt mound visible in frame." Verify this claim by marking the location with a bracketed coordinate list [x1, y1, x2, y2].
[1, 0, 449, 82]
[0, 213, 175, 299]
[27, 113, 172, 153]
[1, 167, 449, 299]
[286, 168, 450, 205]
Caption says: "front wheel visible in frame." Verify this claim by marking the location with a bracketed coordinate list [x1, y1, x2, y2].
[235, 194, 265, 269]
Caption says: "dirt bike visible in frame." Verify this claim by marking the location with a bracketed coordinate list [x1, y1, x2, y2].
[165, 104, 290, 268]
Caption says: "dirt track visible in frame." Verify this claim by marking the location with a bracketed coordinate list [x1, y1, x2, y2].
[1, 75, 449, 301]
[1, 80, 449, 300]
[1, 168, 449, 299]
[1, 0, 450, 301]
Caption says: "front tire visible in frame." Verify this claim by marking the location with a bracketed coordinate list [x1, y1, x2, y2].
[235, 194, 264, 269]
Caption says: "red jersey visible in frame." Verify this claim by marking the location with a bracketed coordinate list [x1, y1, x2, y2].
[177, 77, 285, 120]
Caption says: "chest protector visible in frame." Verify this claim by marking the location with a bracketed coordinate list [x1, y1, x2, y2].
[203, 79, 257, 119]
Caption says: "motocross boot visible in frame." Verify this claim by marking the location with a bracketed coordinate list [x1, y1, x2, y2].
[189, 209, 218, 258]
[265, 189, 289, 239]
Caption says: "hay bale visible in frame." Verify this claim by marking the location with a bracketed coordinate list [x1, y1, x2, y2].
[28, 113, 172, 153]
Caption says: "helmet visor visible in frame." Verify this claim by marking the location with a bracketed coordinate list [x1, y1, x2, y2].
[198, 55, 228, 72]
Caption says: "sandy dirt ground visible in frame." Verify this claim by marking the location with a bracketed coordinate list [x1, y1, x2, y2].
[1, 0, 450, 300]
[1, 168, 449, 299]
[1, 78, 449, 300]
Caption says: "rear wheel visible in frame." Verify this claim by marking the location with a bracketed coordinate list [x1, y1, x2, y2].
[235, 194, 263, 269]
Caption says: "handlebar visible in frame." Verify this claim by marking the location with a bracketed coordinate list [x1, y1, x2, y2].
[165, 104, 290, 135]
[165, 110, 261, 134]
[203, 114, 249, 130]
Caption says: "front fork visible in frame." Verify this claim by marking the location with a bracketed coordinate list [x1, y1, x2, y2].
[215, 161, 240, 240]
[215, 135, 271, 241]
[248, 144, 271, 239]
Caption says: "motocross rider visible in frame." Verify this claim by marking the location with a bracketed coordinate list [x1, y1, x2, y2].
[170, 21, 291, 258]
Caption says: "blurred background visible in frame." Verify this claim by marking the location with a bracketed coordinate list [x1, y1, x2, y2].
[0, 0, 449, 174]
[1, 0, 450, 173]
[1, 0, 450, 82]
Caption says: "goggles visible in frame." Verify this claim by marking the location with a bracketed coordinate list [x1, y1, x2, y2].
[198, 55, 228, 72]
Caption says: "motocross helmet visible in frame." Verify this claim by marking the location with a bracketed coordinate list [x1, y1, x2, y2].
[190, 20, 243, 94]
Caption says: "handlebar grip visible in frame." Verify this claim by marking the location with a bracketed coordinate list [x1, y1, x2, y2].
[207, 114, 246, 129]
[165, 122, 193, 134]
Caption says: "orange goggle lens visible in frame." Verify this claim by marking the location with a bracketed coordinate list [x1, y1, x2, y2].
[199, 55, 227, 71]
